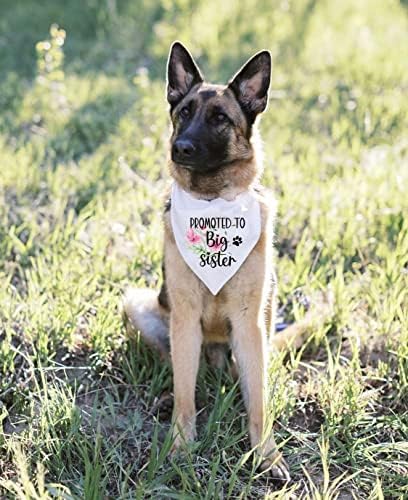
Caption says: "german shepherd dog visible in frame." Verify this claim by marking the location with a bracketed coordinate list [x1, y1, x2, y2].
[123, 42, 313, 481]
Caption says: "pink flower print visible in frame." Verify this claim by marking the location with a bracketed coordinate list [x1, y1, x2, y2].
[186, 228, 201, 244]
[209, 241, 223, 252]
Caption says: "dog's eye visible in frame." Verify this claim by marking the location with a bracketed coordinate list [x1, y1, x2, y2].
[214, 112, 227, 124]
[180, 107, 190, 119]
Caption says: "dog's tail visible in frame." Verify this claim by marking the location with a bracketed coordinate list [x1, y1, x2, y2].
[122, 287, 333, 356]
[122, 288, 170, 359]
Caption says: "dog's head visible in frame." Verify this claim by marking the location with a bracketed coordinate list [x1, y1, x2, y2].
[167, 42, 271, 174]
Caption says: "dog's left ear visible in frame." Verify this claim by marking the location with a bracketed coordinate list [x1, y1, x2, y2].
[167, 41, 203, 108]
[228, 51, 272, 123]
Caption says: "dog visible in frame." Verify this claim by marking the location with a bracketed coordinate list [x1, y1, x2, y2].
[123, 42, 316, 481]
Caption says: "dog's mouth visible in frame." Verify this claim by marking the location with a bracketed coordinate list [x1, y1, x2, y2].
[172, 159, 197, 170]
[172, 156, 231, 174]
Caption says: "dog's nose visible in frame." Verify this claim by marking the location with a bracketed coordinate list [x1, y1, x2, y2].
[172, 139, 196, 160]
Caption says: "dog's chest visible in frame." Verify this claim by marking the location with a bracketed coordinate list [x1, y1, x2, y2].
[163, 190, 275, 342]
[200, 292, 231, 344]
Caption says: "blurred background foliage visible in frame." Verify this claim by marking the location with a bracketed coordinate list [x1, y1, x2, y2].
[1, 0, 407, 83]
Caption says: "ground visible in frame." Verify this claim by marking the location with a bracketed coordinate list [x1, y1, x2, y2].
[0, 0, 407, 498]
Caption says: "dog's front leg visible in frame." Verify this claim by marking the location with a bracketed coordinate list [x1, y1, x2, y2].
[170, 305, 202, 450]
[229, 310, 290, 481]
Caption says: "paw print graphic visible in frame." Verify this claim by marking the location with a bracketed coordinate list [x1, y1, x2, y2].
[232, 236, 243, 246]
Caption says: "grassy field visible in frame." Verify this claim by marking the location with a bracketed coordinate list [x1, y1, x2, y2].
[0, 0, 407, 498]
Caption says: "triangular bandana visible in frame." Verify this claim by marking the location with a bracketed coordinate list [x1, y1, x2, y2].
[170, 182, 261, 295]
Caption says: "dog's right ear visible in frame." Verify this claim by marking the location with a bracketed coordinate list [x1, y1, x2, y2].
[167, 42, 203, 108]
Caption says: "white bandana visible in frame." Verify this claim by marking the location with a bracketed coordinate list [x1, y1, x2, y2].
[170, 182, 261, 295]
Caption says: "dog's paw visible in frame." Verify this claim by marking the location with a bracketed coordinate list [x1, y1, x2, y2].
[170, 435, 183, 456]
[170, 424, 196, 456]
[259, 453, 290, 481]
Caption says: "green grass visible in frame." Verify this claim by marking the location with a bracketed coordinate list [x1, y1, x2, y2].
[0, 0, 407, 497]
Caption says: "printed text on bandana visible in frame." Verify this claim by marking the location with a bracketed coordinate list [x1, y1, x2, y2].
[187, 217, 246, 268]
[170, 182, 261, 295]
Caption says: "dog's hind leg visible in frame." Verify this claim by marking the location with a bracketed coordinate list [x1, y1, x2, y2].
[270, 290, 334, 352]
[122, 287, 170, 359]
